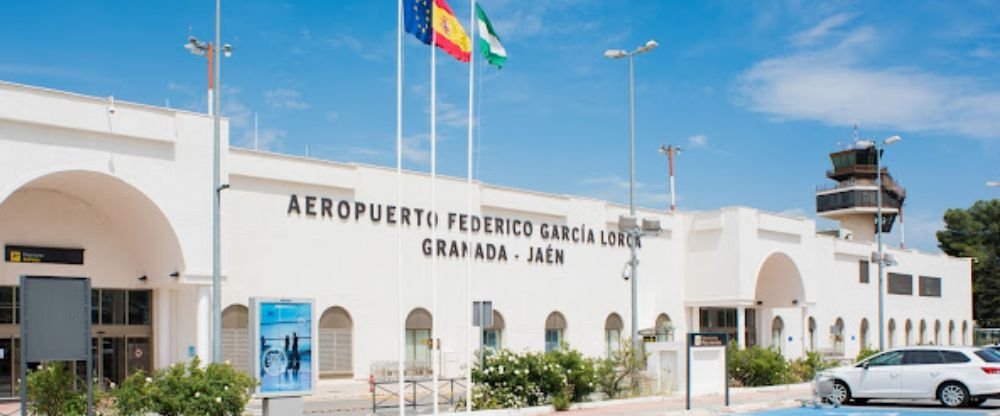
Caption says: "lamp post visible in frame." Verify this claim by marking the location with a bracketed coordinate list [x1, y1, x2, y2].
[857, 135, 901, 351]
[184, 2, 232, 363]
[605, 39, 659, 354]
[658, 145, 681, 212]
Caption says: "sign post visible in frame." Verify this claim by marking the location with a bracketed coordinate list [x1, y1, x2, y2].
[20, 276, 92, 416]
[250, 298, 315, 416]
[685, 332, 729, 411]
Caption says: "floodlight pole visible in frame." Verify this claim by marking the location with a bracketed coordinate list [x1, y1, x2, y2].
[606, 40, 658, 356]
[212, 0, 222, 363]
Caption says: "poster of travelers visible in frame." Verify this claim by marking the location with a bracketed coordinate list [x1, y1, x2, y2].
[251, 298, 314, 396]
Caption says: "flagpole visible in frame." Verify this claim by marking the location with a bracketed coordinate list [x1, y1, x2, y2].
[396, 0, 406, 414]
[431, 1, 440, 413]
[465, 0, 476, 412]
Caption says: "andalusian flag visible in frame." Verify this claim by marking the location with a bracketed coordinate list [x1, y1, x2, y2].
[475, 4, 507, 68]
[404, 0, 471, 62]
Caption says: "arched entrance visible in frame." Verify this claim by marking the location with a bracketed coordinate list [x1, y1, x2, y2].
[919, 319, 927, 345]
[905, 319, 913, 345]
[949, 321, 955, 345]
[888, 319, 897, 348]
[319, 306, 353, 378]
[655, 313, 673, 342]
[754, 252, 805, 356]
[222, 305, 249, 374]
[807, 317, 817, 351]
[832, 318, 845, 355]
[0, 170, 186, 395]
[934, 320, 941, 345]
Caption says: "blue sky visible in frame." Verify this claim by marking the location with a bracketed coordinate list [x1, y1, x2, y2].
[2, 1, 999, 253]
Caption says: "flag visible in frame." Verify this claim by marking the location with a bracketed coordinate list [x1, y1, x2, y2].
[475, 4, 507, 68]
[404, 0, 471, 62]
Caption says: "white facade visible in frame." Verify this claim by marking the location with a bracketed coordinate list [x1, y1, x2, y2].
[0, 82, 973, 390]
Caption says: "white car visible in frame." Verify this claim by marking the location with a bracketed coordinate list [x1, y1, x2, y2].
[818, 346, 1000, 408]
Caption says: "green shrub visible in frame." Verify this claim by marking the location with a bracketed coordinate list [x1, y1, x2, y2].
[551, 384, 572, 411]
[855, 347, 880, 363]
[147, 357, 257, 416]
[26, 362, 82, 416]
[545, 346, 596, 402]
[788, 351, 833, 381]
[727, 344, 794, 386]
[111, 370, 153, 416]
[594, 339, 647, 399]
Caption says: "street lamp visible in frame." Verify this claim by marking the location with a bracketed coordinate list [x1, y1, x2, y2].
[185, 1, 232, 363]
[658, 144, 681, 212]
[605, 39, 659, 354]
[856, 134, 902, 351]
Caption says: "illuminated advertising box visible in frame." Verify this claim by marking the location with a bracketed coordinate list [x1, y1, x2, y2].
[250, 298, 315, 397]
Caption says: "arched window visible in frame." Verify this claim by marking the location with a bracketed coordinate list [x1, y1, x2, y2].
[406, 308, 432, 366]
[319, 306, 353, 377]
[655, 313, 674, 342]
[949, 320, 956, 345]
[833, 318, 845, 354]
[888, 319, 897, 348]
[605, 313, 623, 357]
[545, 311, 567, 352]
[934, 320, 941, 346]
[807, 317, 817, 351]
[905, 319, 913, 346]
[484, 310, 505, 351]
[919, 319, 927, 345]
[771, 316, 785, 354]
[859, 319, 869, 350]
[221, 304, 250, 374]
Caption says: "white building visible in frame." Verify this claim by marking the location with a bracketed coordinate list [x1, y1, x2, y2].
[0, 81, 972, 396]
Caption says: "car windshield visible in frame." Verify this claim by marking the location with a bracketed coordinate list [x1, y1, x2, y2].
[864, 350, 903, 366]
[975, 348, 1000, 363]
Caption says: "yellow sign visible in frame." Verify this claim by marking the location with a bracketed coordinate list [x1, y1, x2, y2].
[9, 251, 20, 262]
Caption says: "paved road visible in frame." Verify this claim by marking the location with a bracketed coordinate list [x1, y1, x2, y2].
[747, 401, 1000, 415]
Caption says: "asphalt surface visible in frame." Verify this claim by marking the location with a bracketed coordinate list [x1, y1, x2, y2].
[747, 400, 1000, 415]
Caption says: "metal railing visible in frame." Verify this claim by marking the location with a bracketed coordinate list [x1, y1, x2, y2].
[371, 377, 466, 413]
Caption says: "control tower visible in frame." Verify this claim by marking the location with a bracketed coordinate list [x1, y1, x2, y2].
[816, 146, 906, 243]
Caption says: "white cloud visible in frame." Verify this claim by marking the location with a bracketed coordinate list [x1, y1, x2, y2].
[686, 134, 709, 149]
[736, 26, 1000, 140]
[221, 86, 251, 129]
[402, 134, 431, 165]
[789, 13, 856, 47]
[239, 127, 286, 152]
[264, 88, 310, 110]
[579, 175, 669, 208]
[327, 33, 391, 62]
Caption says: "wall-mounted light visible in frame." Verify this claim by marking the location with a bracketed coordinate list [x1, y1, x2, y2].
[792, 299, 799, 305]
[138, 275, 148, 282]
[170, 271, 180, 278]
[756, 300, 763, 306]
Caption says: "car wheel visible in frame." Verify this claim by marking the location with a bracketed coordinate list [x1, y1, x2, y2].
[828, 380, 851, 405]
[938, 382, 970, 408]
[852, 398, 869, 405]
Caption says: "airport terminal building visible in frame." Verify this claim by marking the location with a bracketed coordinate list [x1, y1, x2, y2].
[0, 81, 972, 396]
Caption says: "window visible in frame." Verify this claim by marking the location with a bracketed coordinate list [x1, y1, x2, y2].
[976, 349, 1000, 363]
[405, 308, 432, 365]
[483, 311, 504, 352]
[604, 313, 623, 357]
[0, 286, 16, 324]
[942, 351, 971, 363]
[655, 314, 673, 342]
[859, 260, 870, 283]
[866, 351, 903, 367]
[887, 273, 913, 295]
[101, 289, 126, 325]
[903, 350, 943, 365]
[545, 312, 566, 352]
[919, 276, 942, 297]
[127, 290, 151, 325]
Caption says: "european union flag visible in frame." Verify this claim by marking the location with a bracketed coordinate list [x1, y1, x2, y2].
[404, 0, 433, 45]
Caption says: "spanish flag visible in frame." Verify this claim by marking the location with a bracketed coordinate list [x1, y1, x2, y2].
[404, 0, 471, 62]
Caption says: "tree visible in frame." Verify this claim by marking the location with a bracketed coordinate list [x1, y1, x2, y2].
[937, 199, 1000, 327]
